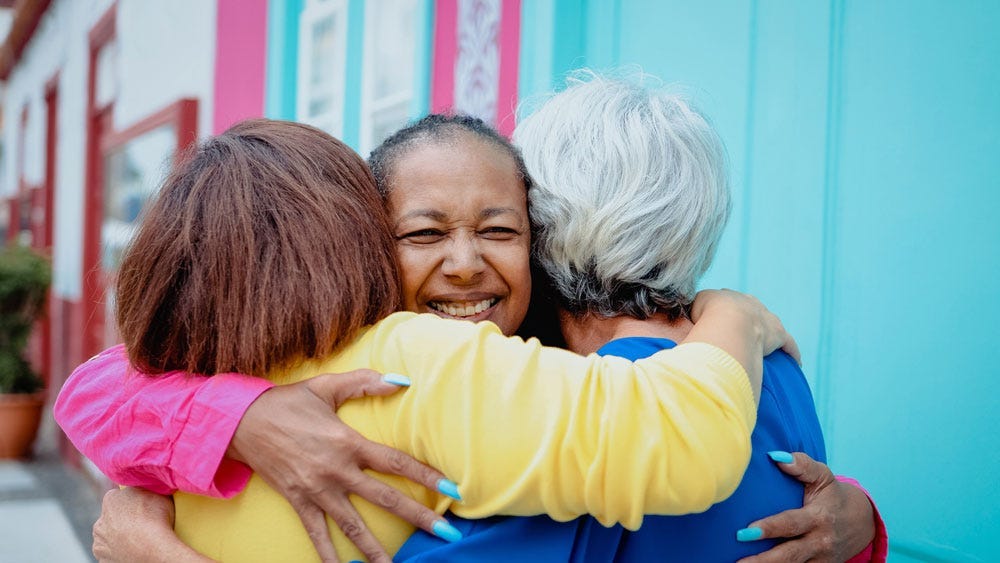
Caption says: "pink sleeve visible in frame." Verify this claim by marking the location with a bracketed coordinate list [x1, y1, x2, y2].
[53, 345, 274, 498]
[837, 475, 888, 563]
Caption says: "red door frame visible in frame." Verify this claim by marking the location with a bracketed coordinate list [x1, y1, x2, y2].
[81, 5, 116, 362]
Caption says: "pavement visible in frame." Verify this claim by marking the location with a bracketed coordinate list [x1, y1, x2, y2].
[0, 414, 101, 563]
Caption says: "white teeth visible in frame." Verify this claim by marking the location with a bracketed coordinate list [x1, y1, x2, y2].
[429, 298, 497, 318]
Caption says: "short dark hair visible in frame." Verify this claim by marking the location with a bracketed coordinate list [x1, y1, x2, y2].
[367, 113, 532, 198]
[116, 119, 400, 377]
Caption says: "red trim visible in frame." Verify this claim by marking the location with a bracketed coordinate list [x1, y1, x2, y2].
[0, 0, 53, 80]
[43, 77, 58, 251]
[101, 99, 198, 155]
[495, 0, 521, 136]
[81, 3, 117, 363]
[431, 0, 458, 113]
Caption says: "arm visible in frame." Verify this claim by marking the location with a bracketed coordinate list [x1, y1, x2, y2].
[53, 345, 272, 496]
[55, 350, 454, 563]
[92, 488, 211, 563]
[736, 453, 887, 563]
[361, 293, 786, 528]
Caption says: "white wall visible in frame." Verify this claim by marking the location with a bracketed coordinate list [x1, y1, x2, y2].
[1, 0, 217, 299]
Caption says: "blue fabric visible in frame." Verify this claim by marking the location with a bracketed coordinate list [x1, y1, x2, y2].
[395, 337, 826, 562]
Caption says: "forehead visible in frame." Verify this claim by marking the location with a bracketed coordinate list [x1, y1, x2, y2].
[388, 136, 527, 215]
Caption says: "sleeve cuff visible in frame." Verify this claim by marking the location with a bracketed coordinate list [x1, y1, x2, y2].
[171, 373, 275, 498]
[837, 475, 889, 563]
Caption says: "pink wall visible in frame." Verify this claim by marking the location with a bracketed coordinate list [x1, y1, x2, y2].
[213, 0, 268, 134]
[495, 0, 520, 136]
[431, 0, 521, 136]
[431, 0, 458, 113]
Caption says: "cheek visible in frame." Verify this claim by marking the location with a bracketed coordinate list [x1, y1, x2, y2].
[395, 247, 430, 309]
[492, 244, 533, 310]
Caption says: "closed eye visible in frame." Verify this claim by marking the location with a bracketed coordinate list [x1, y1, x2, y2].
[397, 229, 446, 244]
[479, 226, 520, 240]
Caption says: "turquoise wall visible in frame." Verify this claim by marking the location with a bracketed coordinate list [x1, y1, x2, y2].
[520, 1, 1000, 561]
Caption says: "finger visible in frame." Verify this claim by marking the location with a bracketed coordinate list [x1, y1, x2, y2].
[744, 506, 816, 540]
[737, 538, 812, 563]
[323, 495, 393, 563]
[772, 452, 833, 486]
[307, 370, 411, 409]
[348, 470, 451, 537]
[781, 330, 802, 365]
[361, 441, 454, 499]
[293, 502, 342, 563]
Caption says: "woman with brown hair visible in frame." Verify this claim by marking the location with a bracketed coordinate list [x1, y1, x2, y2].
[58, 118, 790, 562]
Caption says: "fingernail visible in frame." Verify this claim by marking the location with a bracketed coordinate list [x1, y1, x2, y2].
[767, 450, 794, 464]
[432, 519, 463, 542]
[382, 373, 411, 387]
[437, 478, 462, 501]
[736, 526, 763, 542]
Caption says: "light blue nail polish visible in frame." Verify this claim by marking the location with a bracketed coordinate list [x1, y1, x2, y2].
[767, 450, 794, 464]
[382, 373, 411, 387]
[432, 520, 463, 542]
[437, 478, 462, 501]
[736, 526, 763, 542]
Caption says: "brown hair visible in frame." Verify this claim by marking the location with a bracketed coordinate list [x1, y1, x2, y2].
[115, 119, 400, 377]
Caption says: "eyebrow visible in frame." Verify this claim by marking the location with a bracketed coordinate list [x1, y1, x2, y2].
[397, 207, 522, 222]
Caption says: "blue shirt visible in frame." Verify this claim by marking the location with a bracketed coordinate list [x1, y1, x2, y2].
[395, 337, 826, 562]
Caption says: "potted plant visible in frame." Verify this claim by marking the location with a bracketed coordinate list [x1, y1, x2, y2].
[0, 244, 51, 458]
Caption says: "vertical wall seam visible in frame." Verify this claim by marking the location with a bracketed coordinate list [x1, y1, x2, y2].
[816, 0, 845, 439]
[738, 0, 759, 291]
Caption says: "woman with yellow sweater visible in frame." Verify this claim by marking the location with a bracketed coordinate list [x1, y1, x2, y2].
[58, 118, 789, 562]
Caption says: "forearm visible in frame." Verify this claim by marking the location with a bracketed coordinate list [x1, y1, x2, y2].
[53, 345, 272, 496]
[365, 315, 756, 527]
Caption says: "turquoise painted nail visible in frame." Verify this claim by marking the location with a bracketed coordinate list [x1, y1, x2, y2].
[432, 519, 463, 542]
[736, 526, 763, 542]
[437, 478, 462, 501]
[767, 450, 794, 464]
[382, 373, 411, 387]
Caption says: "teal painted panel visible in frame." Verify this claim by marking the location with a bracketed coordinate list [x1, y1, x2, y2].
[264, 0, 303, 120]
[824, 1, 1000, 560]
[741, 2, 832, 375]
[341, 0, 365, 150]
[409, 0, 433, 119]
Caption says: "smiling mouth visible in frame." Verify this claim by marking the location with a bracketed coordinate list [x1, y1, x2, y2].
[428, 298, 499, 318]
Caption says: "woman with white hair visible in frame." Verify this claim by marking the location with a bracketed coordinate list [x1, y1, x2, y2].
[393, 73, 883, 562]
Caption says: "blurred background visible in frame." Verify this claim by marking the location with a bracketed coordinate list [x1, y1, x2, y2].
[0, 0, 997, 561]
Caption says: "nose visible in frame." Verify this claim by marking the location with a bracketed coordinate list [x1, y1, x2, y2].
[441, 233, 485, 283]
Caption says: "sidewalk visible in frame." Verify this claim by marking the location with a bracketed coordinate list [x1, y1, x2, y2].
[0, 420, 101, 562]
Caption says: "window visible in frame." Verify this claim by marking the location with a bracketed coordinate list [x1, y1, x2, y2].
[297, 0, 348, 137]
[359, 0, 420, 154]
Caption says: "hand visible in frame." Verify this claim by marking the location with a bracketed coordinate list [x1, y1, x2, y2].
[229, 369, 458, 563]
[736, 452, 876, 563]
[691, 289, 801, 363]
[93, 487, 212, 563]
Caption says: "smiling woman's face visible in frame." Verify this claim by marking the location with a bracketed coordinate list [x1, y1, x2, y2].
[387, 134, 532, 336]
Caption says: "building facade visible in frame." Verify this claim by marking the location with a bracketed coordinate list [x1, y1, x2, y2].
[2, 1, 998, 560]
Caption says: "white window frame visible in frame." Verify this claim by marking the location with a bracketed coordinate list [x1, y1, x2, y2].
[297, 0, 349, 137]
[358, 0, 420, 155]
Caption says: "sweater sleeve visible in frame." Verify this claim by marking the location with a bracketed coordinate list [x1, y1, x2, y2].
[53, 345, 273, 497]
[362, 314, 757, 530]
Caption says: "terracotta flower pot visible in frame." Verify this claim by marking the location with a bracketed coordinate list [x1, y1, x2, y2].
[0, 391, 46, 459]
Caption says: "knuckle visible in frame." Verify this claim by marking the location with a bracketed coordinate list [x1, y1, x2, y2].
[384, 449, 409, 473]
[375, 487, 401, 510]
[338, 517, 365, 540]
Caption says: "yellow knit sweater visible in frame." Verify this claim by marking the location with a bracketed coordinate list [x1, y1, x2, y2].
[174, 312, 755, 561]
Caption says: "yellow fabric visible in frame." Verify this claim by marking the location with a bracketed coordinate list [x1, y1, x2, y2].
[174, 312, 756, 562]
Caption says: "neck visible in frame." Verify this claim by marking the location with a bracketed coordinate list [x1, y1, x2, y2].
[558, 310, 694, 355]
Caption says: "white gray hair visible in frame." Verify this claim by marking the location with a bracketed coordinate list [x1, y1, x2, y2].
[513, 71, 730, 319]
